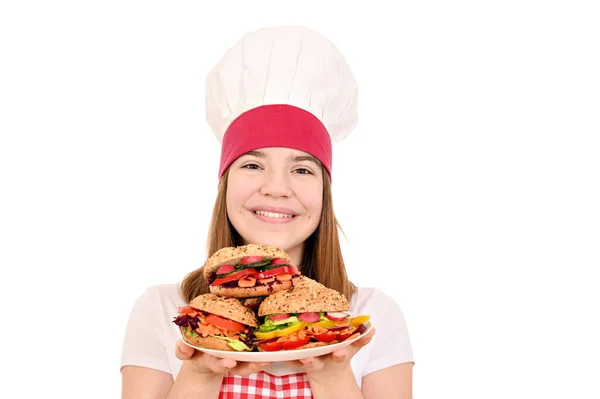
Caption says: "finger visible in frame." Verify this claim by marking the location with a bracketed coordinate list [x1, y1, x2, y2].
[209, 357, 237, 374]
[228, 362, 270, 377]
[299, 357, 324, 372]
[284, 360, 302, 368]
[349, 327, 376, 352]
[339, 327, 377, 359]
[175, 339, 195, 361]
[331, 348, 349, 363]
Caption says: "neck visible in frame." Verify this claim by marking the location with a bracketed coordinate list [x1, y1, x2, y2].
[285, 244, 304, 271]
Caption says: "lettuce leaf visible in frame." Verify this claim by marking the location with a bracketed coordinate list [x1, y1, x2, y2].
[213, 336, 251, 351]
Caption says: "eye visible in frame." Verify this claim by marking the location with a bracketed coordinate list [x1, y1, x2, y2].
[294, 168, 313, 175]
[242, 163, 261, 170]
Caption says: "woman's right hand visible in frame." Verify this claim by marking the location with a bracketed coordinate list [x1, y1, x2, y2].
[175, 339, 271, 378]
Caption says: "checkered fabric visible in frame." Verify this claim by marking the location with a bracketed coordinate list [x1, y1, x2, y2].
[219, 371, 313, 399]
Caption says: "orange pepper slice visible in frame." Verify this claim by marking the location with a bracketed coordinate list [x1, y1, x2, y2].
[349, 315, 371, 327]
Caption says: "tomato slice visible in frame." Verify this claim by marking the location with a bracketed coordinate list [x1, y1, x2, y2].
[313, 332, 338, 343]
[216, 264, 235, 275]
[177, 306, 198, 315]
[270, 258, 290, 266]
[211, 268, 258, 286]
[205, 314, 246, 333]
[280, 336, 310, 350]
[259, 341, 282, 351]
[241, 256, 263, 265]
[255, 265, 298, 279]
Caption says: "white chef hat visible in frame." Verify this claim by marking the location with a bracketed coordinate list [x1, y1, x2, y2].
[205, 25, 358, 179]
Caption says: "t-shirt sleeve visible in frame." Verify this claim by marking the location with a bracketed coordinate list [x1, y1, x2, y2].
[362, 291, 414, 377]
[120, 286, 172, 375]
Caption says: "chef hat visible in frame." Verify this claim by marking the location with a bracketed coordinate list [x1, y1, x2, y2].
[205, 25, 358, 179]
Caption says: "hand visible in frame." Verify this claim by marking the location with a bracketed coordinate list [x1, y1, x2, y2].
[175, 339, 271, 377]
[285, 327, 376, 383]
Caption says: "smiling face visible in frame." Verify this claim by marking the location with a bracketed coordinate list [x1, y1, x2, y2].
[225, 147, 324, 265]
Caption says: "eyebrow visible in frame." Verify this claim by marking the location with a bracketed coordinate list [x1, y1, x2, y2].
[245, 150, 322, 167]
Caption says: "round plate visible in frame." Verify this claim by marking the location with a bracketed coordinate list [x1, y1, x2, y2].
[181, 321, 373, 362]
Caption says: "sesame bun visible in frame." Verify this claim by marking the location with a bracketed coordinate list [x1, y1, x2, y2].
[189, 293, 259, 328]
[203, 244, 292, 279]
[258, 276, 350, 317]
[179, 327, 250, 351]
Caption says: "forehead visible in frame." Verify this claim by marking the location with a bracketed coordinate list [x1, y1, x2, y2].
[240, 147, 321, 164]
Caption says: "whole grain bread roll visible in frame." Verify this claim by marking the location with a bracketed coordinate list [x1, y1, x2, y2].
[189, 293, 259, 327]
[203, 244, 292, 279]
[258, 276, 350, 316]
[179, 326, 251, 351]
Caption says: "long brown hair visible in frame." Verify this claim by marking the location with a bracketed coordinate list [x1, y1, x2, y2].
[179, 165, 356, 303]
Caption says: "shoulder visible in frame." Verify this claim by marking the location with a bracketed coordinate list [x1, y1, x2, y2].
[350, 286, 406, 317]
[130, 283, 186, 314]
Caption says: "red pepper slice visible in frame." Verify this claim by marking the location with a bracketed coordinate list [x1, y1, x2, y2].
[336, 327, 356, 341]
[258, 341, 283, 352]
[270, 258, 290, 266]
[255, 265, 298, 279]
[211, 268, 258, 286]
[280, 336, 310, 350]
[312, 332, 338, 343]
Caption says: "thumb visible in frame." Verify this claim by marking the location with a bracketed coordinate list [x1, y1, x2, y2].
[175, 339, 195, 360]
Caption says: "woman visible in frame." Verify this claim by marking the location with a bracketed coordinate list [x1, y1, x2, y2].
[121, 25, 414, 399]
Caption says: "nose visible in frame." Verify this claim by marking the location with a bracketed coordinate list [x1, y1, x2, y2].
[259, 169, 292, 198]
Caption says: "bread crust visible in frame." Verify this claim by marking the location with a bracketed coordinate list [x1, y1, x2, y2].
[203, 244, 292, 278]
[258, 276, 349, 316]
[256, 340, 329, 352]
[209, 280, 293, 298]
[179, 326, 251, 351]
[189, 293, 259, 327]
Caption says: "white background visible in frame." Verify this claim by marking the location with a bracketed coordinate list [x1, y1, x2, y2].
[1, 1, 599, 398]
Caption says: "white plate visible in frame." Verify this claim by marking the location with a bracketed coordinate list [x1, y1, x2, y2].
[181, 321, 373, 362]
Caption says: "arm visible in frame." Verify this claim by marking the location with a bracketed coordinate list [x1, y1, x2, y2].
[121, 366, 173, 399]
[307, 365, 364, 399]
[121, 364, 224, 399]
[361, 363, 413, 399]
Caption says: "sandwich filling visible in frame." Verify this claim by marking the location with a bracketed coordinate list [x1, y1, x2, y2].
[173, 305, 255, 351]
[253, 312, 371, 351]
[207, 256, 300, 290]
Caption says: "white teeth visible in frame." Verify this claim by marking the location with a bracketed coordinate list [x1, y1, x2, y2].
[255, 210, 293, 219]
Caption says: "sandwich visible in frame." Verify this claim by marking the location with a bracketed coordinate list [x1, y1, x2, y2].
[173, 293, 258, 352]
[252, 277, 371, 351]
[204, 244, 301, 298]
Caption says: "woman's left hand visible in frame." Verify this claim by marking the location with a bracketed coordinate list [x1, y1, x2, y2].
[286, 327, 376, 384]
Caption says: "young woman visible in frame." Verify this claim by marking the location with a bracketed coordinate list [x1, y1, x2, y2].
[121, 26, 414, 399]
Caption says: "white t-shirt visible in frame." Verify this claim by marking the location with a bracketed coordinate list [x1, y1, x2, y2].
[120, 283, 414, 389]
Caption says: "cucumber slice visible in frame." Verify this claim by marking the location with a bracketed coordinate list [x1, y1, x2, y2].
[242, 259, 271, 268]
[268, 316, 299, 326]
[258, 263, 291, 271]
[215, 259, 271, 277]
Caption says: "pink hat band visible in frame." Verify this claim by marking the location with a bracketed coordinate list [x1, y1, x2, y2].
[219, 104, 332, 179]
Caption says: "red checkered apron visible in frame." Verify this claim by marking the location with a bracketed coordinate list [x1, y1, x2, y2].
[218, 371, 313, 399]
